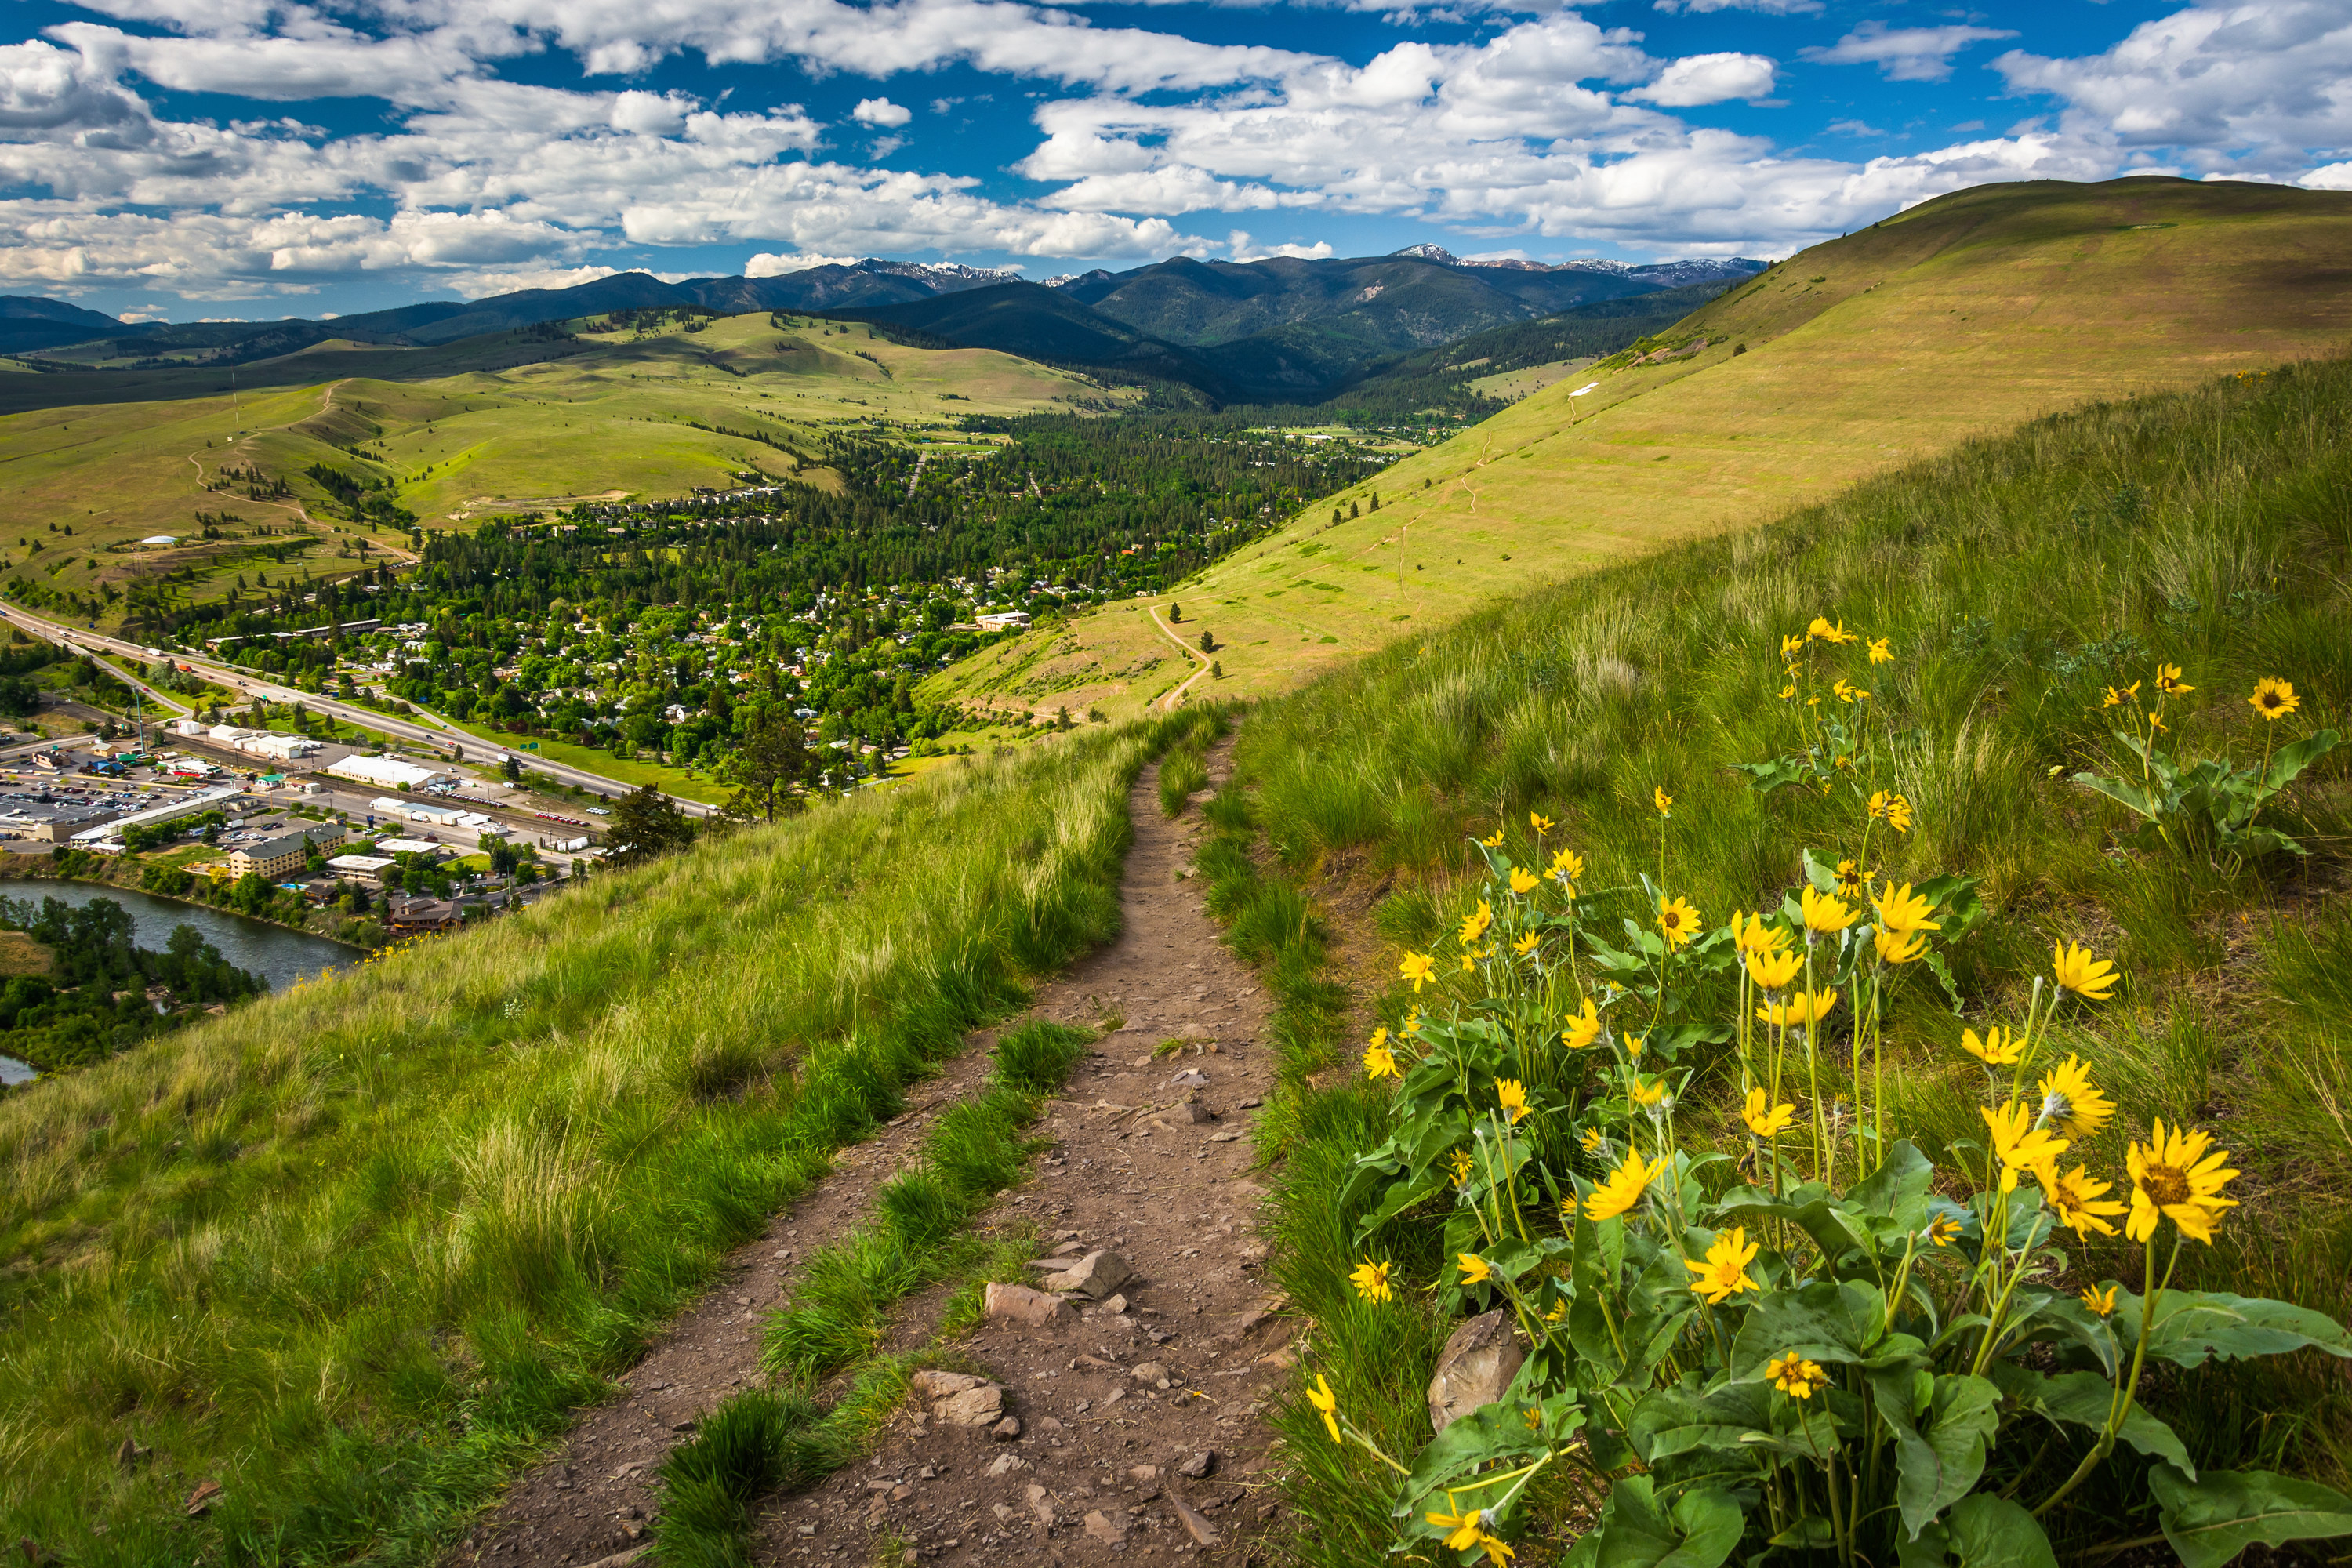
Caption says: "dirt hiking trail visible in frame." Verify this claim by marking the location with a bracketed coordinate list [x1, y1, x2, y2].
[456, 740, 1294, 1567]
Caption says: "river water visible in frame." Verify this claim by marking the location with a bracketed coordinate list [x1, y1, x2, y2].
[0, 880, 360, 1083]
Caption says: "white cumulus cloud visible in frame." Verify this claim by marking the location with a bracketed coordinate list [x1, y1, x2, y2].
[1628, 52, 1778, 107]
[852, 97, 913, 128]
[1802, 22, 2021, 82]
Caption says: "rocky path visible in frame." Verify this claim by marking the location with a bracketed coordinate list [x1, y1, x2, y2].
[456, 742, 1291, 1568]
[751, 739, 1290, 1566]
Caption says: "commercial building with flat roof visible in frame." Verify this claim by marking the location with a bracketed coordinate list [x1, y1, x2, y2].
[328, 754, 448, 790]
[227, 823, 350, 880]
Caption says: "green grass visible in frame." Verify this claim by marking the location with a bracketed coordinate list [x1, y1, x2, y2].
[0, 708, 1207, 1563]
[442, 715, 731, 806]
[1158, 741, 1210, 816]
[1203, 354, 2352, 1561]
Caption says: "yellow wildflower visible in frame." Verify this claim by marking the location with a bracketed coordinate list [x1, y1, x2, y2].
[1307, 1374, 1341, 1443]
[2154, 662, 2194, 696]
[1495, 1078, 1531, 1125]
[1629, 1076, 1667, 1109]
[2038, 1054, 2114, 1138]
[1580, 1127, 1606, 1155]
[1653, 786, 1674, 816]
[1658, 895, 1703, 949]
[2052, 940, 2120, 1002]
[1686, 1226, 1761, 1305]
[1768, 1352, 1828, 1399]
[1512, 931, 1541, 957]
[1746, 946, 1802, 992]
[1807, 615, 1857, 645]
[1349, 1259, 1394, 1304]
[1508, 867, 1540, 896]
[1756, 988, 1839, 1029]
[1833, 858, 1864, 898]
[2046, 1163, 2128, 1239]
[2103, 681, 2141, 709]
[1583, 1149, 1667, 1221]
[1457, 1253, 1492, 1287]
[1481, 829, 1506, 848]
[1800, 884, 1857, 934]
[1449, 1149, 1475, 1187]
[1833, 677, 1869, 704]
[1530, 811, 1554, 834]
[2081, 1283, 2118, 1316]
[1778, 683, 1797, 701]
[1458, 899, 1496, 945]
[2249, 678, 2299, 720]
[1867, 789, 1914, 833]
[1363, 1040, 1400, 1080]
[2126, 1120, 2240, 1244]
[1780, 633, 1805, 660]
[1925, 1214, 1962, 1248]
[1867, 637, 1893, 664]
[1548, 846, 1584, 887]
[1741, 1088, 1796, 1137]
[1399, 951, 1436, 992]
[1730, 909, 1790, 957]
[1875, 927, 1928, 965]
[1961, 1025, 2026, 1066]
[1981, 1100, 2070, 1194]
[1426, 1511, 1514, 1566]
[1871, 881, 1941, 935]
[1562, 996, 1602, 1050]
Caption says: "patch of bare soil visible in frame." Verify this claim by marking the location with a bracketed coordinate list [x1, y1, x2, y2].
[750, 740, 1291, 1567]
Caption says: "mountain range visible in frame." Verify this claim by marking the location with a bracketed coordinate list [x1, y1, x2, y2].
[0, 249, 1762, 405]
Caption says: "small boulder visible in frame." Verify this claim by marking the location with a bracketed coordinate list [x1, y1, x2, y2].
[910, 1370, 990, 1401]
[1178, 1450, 1217, 1479]
[1041, 1250, 1132, 1299]
[989, 1415, 1023, 1442]
[935, 1384, 1008, 1427]
[985, 1281, 1075, 1327]
[1083, 1510, 1127, 1548]
[1426, 1309, 1526, 1433]
[1131, 1361, 1171, 1388]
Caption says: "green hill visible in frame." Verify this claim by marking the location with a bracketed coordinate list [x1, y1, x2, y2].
[931, 176, 2352, 721]
[0, 310, 1131, 614]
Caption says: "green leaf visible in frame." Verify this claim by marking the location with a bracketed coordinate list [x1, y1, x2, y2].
[2263, 728, 2341, 794]
[2124, 1288, 2352, 1368]
[1944, 1495, 2059, 1568]
[1878, 1374, 2000, 1539]
[1628, 1381, 1773, 1465]
[2070, 771, 2160, 821]
[1848, 1140, 1936, 1225]
[1986, 1363, 2192, 1477]
[1561, 1477, 1744, 1568]
[1389, 1387, 1580, 1519]
[2151, 1465, 2352, 1568]
[1730, 1279, 1886, 1377]
[1730, 756, 1816, 793]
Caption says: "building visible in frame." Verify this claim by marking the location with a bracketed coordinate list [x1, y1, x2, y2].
[328, 754, 449, 790]
[388, 896, 460, 931]
[325, 853, 395, 884]
[226, 823, 350, 880]
[64, 784, 240, 848]
[373, 837, 448, 858]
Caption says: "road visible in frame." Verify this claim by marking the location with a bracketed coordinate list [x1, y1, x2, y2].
[1145, 604, 1217, 712]
[0, 602, 715, 817]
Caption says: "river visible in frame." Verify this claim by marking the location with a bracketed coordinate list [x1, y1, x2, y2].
[0, 880, 360, 1083]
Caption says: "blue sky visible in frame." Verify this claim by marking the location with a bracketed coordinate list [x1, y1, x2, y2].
[2, 0, 2347, 319]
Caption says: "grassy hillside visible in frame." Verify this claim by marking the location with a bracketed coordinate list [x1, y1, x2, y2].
[0, 710, 1214, 1562]
[1206, 353, 2352, 1562]
[0, 311, 1130, 611]
[938, 176, 2352, 722]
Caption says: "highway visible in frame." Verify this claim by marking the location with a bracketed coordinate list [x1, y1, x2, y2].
[0, 601, 717, 817]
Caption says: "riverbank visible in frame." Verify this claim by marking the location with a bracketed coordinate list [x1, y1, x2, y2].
[0, 851, 373, 951]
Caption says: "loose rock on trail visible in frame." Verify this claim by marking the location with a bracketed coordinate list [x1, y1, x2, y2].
[456, 741, 1293, 1567]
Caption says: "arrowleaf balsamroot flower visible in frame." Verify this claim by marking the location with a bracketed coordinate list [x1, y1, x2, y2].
[1780, 633, 1806, 659]
[1480, 829, 1505, 848]
[1448, 1149, 1475, 1186]
[1962, 1025, 2026, 1066]
[2155, 662, 2194, 696]
[1981, 1099, 2071, 1193]
[1459, 900, 1496, 945]
[1508, 867, 1540, 895]
[1562, 996, 1602, 1049]
[1399, 951, 1436, 992]
[1307, 1374, 1341, 1443]
[1833, 858, 1864, 898]
[1875, 927, 1929, 965]
[2126, 1119, 2241, 1243]
[2045, 1163, 2128, 1239]
[2250, 677, 2299, 720]
[1658, 895, 1703, 949]
[1350, 1259, 1395, 1304]
[1757, 988, 1839, 1029]
[1925, 1214, 1962, 1247]
[1512, 931, 1541, 957]
[1583, 1149, 1668, 1221]
[2104, 681, 2142, 709]
[1548, 846, 1584, 891]
[2052, 940, 2120, 1002]
[1426, 1508, 1515, 1566]
[1800, 884, 1857, 935]
[1746, 946, 1802, 992]
[1867, 636, 1893, 663]
[1867, 789, 1915, 833]
[1871, 881, 1942, 935]
[1807, 615, 1857, 645]
[2082, 1283, 2118, 1316]
[1832, 677, 1869, 704]
[1457, 1253, 1493, 1287]
[2038, 1054, 2115, 1138]
[1741, 1088, 1797, 1137]
[1768, 1352, 1829, 1399]
[1495, 1078, 1532, 1124]
[1730, 909, 1789, 957]
[1629, 1076, 1667, 1109]
[1686, 1226, 1761, 1305]
[1363, 1036, 1401, 1080]
[1529, 811, 1554, 834]
[1653, 786, 1675, 816]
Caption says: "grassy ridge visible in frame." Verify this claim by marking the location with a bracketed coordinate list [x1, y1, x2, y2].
[0, 715, 1196, 1563]
[946, 176, 2352, 720]
[1211, 357, 2352, 1559]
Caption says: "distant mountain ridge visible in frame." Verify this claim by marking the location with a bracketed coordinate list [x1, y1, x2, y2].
[0, 248, 1761, 404]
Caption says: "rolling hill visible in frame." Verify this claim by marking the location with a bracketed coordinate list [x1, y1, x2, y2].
[927, 176, 2352, 721]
